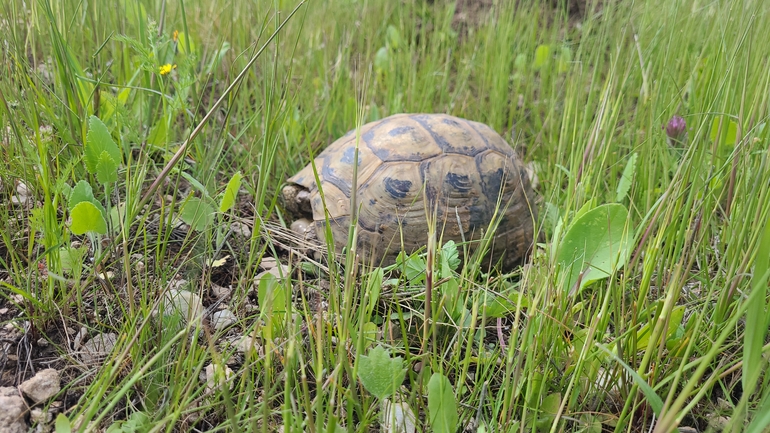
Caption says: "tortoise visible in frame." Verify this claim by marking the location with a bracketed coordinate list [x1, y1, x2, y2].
[281, 113, 537, 271]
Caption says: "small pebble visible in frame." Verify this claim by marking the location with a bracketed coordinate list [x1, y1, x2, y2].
[20, 368, 61, 403]
[211, 309, 237, 331]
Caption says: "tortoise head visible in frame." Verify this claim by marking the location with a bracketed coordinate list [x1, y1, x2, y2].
[281, 183, 313, 220]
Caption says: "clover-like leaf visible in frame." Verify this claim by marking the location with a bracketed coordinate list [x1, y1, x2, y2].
[374, 47, 389, 73]
[534, 44, 551, 69]
[427, 373, 458, 433]
[85, 115, 122, 174]
[395, 251, 425, 283]
[386, 25, 402, 50]
[440, 240, 460, 275]
[179, 197, 215, 231]
[70, 201, 108, 235]
[357, 345, 406, 399]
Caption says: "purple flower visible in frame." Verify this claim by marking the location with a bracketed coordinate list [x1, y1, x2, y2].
[664, 115, 688, 147]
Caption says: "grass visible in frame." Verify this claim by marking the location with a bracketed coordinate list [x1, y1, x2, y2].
[1, 0, 770, 431]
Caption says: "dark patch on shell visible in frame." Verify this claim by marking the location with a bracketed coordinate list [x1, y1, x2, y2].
[321, 160, 352, 197]
[468, 205, 489, 232]
[482, 167, 505, 203]
[384, 177, 413, 199]
[464, 119, 491, 147]
[411, 115, 453, 150]
[388, 125, 415, 136]
[341, 146, 362, 165]
[445, 172, 472, 194]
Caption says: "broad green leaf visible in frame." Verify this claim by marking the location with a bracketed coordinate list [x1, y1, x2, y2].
[257, 272, 288, 337]
[96, 150, 119, 184]
[428, 373, 458, 433]
[440, 276, 463, 321]
[179, 197, 215, 231]
[746, 389, 770, 433]
[557, 203, 632, 294]
[361, 321, 377, 349]
[205, 42, 231, 75]
[396, 251, 425, 283]
[180, 171, 209, 196]
[357, 345, 406, 399]
[146, 116, 168, 146]
[85, 115, 122, 174]
[440, 240, 460, 275]
[59, 246, 86, 274]
[615, 152, 638, 202]
[514, 53, 527, 70]
[374, 47, 389, 73]
[557, 46, 572, 73]
[176, 31, 197, 55]
[386, 25, 402, 49]
[326, 422, 347, 433]
[70, 201, 108, 235]
[365, 267, 383, 318]
[572, 198, 597, 222]
[219, 171, 243, 212]
[709, 116, 738, 146]
[109, 202, 127, 229]
[636, 305, 685, 351]
[122, 411, 152, 432]
[534, 44, 550, 69]
[478, 291, 518, 318]
[257, 272, 287, 314]
[55, 413, 72, 433]
[580, 415, 603, 433]
[68, 180, 96, 210]
[535, 392, 562, 428]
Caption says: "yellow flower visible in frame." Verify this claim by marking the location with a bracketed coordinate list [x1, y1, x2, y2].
[172, 30, 179, 42]
[159, 63, 177, 75]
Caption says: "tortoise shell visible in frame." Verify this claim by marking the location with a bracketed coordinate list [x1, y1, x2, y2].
[283, 113, 537, 270]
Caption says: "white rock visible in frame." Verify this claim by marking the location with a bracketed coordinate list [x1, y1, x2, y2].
[10, 195, 30, 206]
[19, 369, 60, 403]
[0, 387, 27, 433]
[201, 363, 234, 394]
[380, 399, 416, 433]
[230, 221, 251, 239]
[254, 264, 290, 284]
[73, 327, 87, 350]
[15, 182, 29, 197]
[168, 278, 190, 291]
[81, 333, 118, 363]
[29, 407, 52, 431]
[259, 256, 278, 270]
[290, 218, 314, 240]
[211, 284, 232, 299]
[211, 310, 237, 331]
[155, 289, 204, 324]
[236, 335, 263, 356]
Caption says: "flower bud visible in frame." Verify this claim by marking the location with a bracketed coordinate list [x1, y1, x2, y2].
[664, 115, 687, 147]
